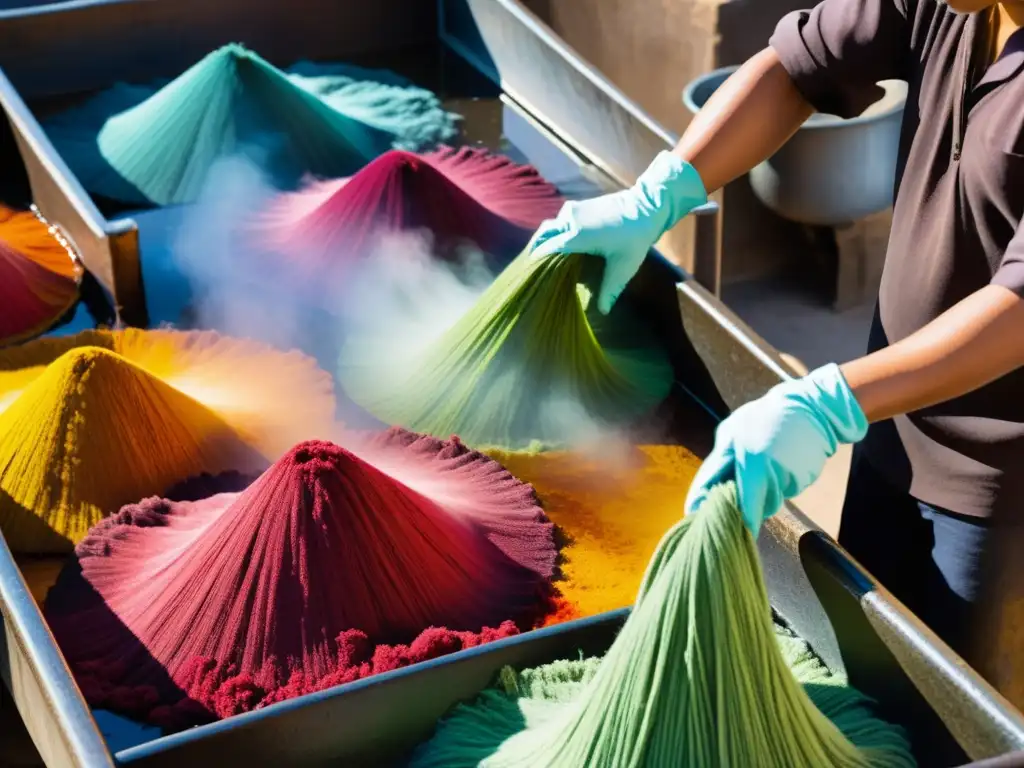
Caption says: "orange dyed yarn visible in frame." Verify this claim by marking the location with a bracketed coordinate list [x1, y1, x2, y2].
[485, 445, 700, 623]
[0, 206, 81, 346]
[0, 330, 337, 553]
[0, 207, 80, 278]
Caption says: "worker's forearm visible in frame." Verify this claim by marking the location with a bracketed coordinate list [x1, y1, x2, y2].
[673, 48, 814, 195]
[840, 285, 1024, 423]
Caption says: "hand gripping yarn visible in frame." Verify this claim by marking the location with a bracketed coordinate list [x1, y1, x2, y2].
[44, 44, 458, 207]
[0, 329, 336, 553]
[0, 206, 82, 346]
[43, 428, 557, 728]
[338, 251, 674, 450]
[410, 482, 917, 768]
[256, 146, 564, 278]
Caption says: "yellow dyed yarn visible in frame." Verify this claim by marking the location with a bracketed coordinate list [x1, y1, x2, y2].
[0, 330, 337, 554]
[0, 347, 268, 553]
[0, 328, 337, 456]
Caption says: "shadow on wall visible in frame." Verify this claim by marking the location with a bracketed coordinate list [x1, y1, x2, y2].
[520, 0, 816, 285]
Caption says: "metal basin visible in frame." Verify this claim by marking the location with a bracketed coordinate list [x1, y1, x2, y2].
[683, 65, 907, 226]
[0, 1, 1021, 765]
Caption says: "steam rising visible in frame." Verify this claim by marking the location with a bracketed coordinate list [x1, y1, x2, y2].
[168, 154, 653, 455]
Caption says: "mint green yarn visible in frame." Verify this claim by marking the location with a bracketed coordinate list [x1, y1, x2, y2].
[410, 482, 916, 768]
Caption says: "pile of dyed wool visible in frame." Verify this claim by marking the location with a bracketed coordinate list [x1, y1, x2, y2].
[256, 146, 563, 278]
[44, 44, 459, 207]
[287, 60, 460, 152]
[411, 482, 916, 767]
[338, 251, 673, 450]
[43, 429, 558, 728]
[0, 205, 82, 346]
[0, 329, 335, 553]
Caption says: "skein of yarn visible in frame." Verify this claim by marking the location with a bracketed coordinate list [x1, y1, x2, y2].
[410, 482, 916, 767]
[338, 251, 673, 450]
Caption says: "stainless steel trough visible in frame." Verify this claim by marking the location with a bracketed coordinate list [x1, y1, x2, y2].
[0, 1, 1019, 766]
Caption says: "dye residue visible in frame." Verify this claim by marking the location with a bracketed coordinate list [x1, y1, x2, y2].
[411, 483, 917, 768]
[44, 44, 458, 207]
[338, 251, 674, 450]
[258, 146, 563, 275]
[486, 444, 700, 622]
[44, 430, 556, 728]
[0, 206, 81, 345]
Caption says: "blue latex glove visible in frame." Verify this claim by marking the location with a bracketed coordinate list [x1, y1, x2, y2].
[685, 363, 868, 537]
[530, 151, 707, 314]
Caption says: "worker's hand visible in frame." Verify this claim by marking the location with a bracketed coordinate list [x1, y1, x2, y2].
[530, 151, 707, 314]
[685, 364, 868, 537]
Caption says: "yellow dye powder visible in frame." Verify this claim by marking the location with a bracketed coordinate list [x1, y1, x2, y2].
[486, 444, 700, 622]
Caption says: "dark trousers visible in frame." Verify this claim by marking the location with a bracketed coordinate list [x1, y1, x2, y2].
[837, 447, 992, 657]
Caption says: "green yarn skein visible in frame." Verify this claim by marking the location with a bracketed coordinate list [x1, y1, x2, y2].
[410, 482, 916, 767]
[338, 252, 673, 450]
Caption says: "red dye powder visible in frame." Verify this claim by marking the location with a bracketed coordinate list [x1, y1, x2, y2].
[150, 622, 520, 729]
[257, 146, 563, 274]
[44, 429, 555, 728]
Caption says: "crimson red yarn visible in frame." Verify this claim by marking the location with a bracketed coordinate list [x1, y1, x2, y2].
[44, 429, 554, 728]
[257, 147, 564, 274]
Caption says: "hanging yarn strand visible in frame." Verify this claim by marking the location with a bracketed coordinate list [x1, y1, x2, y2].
[411, 482, 916, 767]
[339, 251, 673, 450]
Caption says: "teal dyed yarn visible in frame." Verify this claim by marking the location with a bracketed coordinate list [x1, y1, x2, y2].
[410, 482, 917, 768]
[44, 44, 459, 207]
[288, 60, 461, 153]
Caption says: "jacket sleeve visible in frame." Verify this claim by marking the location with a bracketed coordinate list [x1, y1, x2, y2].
[770, 0, 912, 119]
[993, 221, 1024, 296]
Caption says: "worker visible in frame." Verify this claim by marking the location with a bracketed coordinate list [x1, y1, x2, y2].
[530, 0, 1024, 656]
